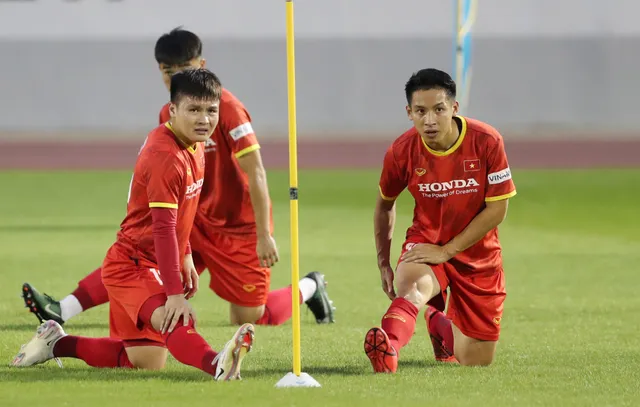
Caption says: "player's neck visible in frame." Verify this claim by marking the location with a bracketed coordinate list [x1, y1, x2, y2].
[424, 118, 461, 152]
[167, 121, 197, 148]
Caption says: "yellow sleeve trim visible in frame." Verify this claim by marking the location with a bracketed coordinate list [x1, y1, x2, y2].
[485, 190, 517, 202]
[149, 202, 178, 209]
[379, 185, 398, 201]
[234, 144, 261, 159]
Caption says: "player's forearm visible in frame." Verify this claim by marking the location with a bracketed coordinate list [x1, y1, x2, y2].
[247, 167, 272, 237]
[374, 201, 396, 266]
[443, 204, 507, 257]
[150, 208, 184, 296]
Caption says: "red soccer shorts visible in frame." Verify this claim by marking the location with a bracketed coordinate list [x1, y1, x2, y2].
[399, 239, 506, 341]
[190, 222, 270, 307]
[101, 244, 167, 345]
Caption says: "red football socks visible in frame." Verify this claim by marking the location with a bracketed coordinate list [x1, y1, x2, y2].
[381, 298, 419, 354]
[71, 267, 109, 310]
[53, 336, 133, 368]
[256, 286, 302, 326]
[428, 308, 455, 355]
[162, 319, 217, 376]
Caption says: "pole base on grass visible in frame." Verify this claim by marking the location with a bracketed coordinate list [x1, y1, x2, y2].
[275, 372, 321, 388]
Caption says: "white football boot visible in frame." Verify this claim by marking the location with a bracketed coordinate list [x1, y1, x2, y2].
[212, 323, 255, 381]
[11, 320, 66, 368]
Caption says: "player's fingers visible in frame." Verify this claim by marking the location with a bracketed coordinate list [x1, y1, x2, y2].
[185, 271, 197, 299]
[183, 308, 191, 326]
[385, 288, 395, 301]
[401, 252, 414, 262]
[382, 279, 392, 299]
[160, 308, 170, 333]
[185, 270, 193, 290]
[190, 309, 197, 329]
[386, 275, 395, 294]
[168, 309, 182, 333]
[161, 308, 175, 334]
[407, 251, 427, 263]
[192, 271, 199, 294]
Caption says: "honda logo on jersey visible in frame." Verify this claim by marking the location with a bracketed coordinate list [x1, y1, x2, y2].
[417, 178, 480, 199]
[186, 178, 204, 198]
[417, 178, 480, 192]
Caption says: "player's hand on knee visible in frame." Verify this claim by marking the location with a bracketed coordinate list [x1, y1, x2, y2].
[378, 263, 396, 300]
[257, 234, 279, 268]
[400, 243, 452, 265]
[161, 294, 194, 334]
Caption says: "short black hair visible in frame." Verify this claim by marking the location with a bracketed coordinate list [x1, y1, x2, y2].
[154, 27, 202, 66]
[404, 68, 456, 105]
[170, 69, 222, 104]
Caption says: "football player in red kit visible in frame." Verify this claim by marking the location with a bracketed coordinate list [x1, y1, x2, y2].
[13, 70, 254, 381]
[365, 68, 516, 372]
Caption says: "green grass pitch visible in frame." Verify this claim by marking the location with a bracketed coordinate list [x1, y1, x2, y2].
[0, 169, 639, 407]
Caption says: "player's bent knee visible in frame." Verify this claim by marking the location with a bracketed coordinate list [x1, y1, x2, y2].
[124, 346, 168, 370]
[395, 262, 440, 308]
[456, 351, 495, 367]
[457, 353, 495, 367]
[229, 304, 265, 325]
[148, 305, 166, 332]
[452, 324, 498, 367]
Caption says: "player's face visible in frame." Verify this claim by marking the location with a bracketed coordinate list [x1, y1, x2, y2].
[169, 96, 220, 144]
[159, 58, 206, 91]
[406, 88, 459, 143]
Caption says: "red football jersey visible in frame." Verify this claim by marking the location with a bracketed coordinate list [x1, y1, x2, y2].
[114, 123, 205, 266]
[379, 116, 516, 272]
[159, 88, 271, 235]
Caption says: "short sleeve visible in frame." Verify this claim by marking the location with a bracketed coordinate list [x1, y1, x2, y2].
[145, 152, 184, 209]
[484, 136, 516, 202]
[378, 146, 407, 200]
[223, 102, 259, 159]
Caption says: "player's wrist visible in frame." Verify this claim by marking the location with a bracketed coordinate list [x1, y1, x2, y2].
[377, 258, 392, 268]
[256, 231, 272, 239]
[163, 279, 184, 297]
[442, 243, 459, 259]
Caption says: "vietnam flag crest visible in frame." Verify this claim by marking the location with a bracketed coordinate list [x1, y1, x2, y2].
[463, 159, 481, 172]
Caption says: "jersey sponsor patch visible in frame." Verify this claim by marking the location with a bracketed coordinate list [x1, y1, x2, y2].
[488, 168, 512, 185]
[229, 122, 254, 141]
[186, 178, 204, 198]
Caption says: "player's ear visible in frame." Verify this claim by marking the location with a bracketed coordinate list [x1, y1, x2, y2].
[199, 58, 207, 69]
[406, 104, 412, 120]
[169, 103, 177, 117]
[451, 100, 459, 116]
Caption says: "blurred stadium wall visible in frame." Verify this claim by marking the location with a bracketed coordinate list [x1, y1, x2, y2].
[0, 0, 636, 142]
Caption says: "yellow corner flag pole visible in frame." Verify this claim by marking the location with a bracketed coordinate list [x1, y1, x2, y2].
[275, 0, 321, 389]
